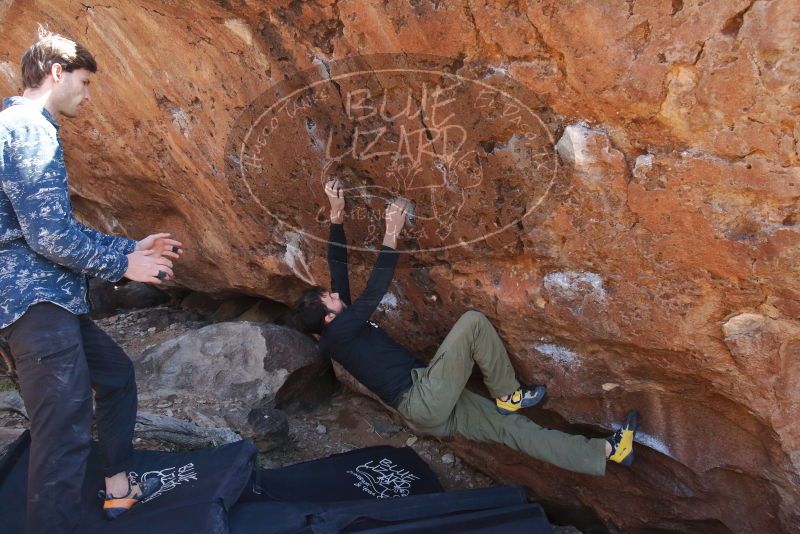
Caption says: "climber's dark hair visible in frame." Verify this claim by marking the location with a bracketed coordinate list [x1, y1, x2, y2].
[21, 26, 97, 89]
[286, 286, 329, 336]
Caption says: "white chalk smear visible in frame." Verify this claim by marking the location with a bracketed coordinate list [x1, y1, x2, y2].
[534, 343, 580, 367]
[543, 271, 606, 302]
[283, 233, 315, 286]
[378, 292, 398, 311]
[607, 425, 673, 458]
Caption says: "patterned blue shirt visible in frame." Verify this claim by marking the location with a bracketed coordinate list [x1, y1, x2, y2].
[0, 96, 135, 328]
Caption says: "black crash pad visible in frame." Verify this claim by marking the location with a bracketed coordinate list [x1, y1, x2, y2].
[0, 431, 551, 534]
[239, 445, 443, 503]
[0, 431, 256, 534]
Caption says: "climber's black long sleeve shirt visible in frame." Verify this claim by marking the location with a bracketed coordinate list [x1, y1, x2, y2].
[318, 224, 424, 406]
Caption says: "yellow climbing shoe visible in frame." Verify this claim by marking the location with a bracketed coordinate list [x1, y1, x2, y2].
[608, 410, 639, 466]
[496, 385, 547, 414]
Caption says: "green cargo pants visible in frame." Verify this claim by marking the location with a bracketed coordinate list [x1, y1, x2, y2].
[396, 310, 607, 476]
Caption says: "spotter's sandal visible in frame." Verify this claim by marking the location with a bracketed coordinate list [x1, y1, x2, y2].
[496, 385, 547, 414]
[99, 477, 163, 520]
[607, 410, 639, 466]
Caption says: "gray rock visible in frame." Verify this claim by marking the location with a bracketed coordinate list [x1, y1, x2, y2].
[316, 424, 327, 435]
[183, 407, 227, 429]
[371, 419, 402, 437]
[246, 405, 289, 452]
[134, 322, 327, 409]
[0, 390, 26, 418]
[441, 453, 455, 464]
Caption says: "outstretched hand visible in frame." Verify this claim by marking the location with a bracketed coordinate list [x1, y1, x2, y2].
[135, 233, 184, 260]
[325, 179, 345, 223]
[131, 233, 183, 284]
[123, 249, 174, 284]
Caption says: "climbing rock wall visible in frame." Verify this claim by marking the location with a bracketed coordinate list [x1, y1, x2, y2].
[1, 1, 798, 532]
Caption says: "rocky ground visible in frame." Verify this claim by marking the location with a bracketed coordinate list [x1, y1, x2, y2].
[0, 300, 580, 533]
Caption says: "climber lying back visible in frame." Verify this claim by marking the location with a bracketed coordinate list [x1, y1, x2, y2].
[287, 178, 640, 476]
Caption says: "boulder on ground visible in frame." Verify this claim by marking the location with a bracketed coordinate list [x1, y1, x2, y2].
[134, 322, 333, 441]
[136, 322, 325, 406]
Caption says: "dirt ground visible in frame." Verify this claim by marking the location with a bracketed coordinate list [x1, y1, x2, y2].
[0, 303, 580, 533]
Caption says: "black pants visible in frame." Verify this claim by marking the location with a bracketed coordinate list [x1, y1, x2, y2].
[1, 302, 137, 534]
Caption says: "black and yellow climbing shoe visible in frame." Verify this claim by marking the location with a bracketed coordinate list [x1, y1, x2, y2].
[607, 410, 639, 466]
[496, 385, 547, 414]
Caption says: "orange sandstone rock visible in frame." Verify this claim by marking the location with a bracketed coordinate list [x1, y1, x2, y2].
[0, 1, 797, 531]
